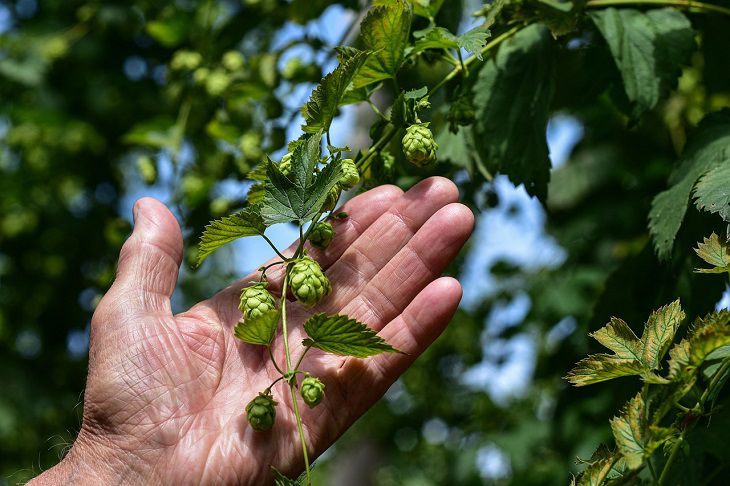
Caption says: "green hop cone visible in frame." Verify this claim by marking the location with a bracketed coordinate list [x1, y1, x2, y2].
[279, 152, 292, 177]
[339, 158, 360, 190]
[402, 122, 438, 167]
[309, 221, 335, 249]
[239, 282, 276, 320]
[245, 392, 277, 432]
[300, 375, 325, 408]
[321, 185, 341, 213]
[290, 256, 331, 307]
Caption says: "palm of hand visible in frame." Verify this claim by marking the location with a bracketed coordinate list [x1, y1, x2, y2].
[77, 178, 472, 485]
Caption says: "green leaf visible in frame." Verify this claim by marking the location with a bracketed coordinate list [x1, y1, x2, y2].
[411, 27, 458, 55]
[610, 393, 646, 469]
[694, 164, 730, 222]
[146, 15, 191, 48]
[352, 0, 412, 88]
[246, 183, 265, 205]
[640, 299, 685, 369]
[590, 317, 642, 361]
[458, 26, 491, 60]
[123, 117, 178, 149]
[694, 233, 730, 273]
[565, 355, 646, 386]
[590, 8, 694, 118]
[649, 110, 730, 258]
[234, 310, 279, 346]
[408, 0, 444, 19]
[302, 49, 370, 134]
[246, 162, 269, 182]
[197, 205, 266, 266]
[472, 24, 555, 202]
[261, 133, 344, 225]
[302, 313, 399, 358]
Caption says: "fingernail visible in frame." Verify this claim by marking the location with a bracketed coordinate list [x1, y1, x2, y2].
[133, 201, 141, 224]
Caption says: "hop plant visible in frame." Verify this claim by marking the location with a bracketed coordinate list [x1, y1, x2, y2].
[290, 256, 331, 307]
[239, 282, 276, 320]
[245, 392, 277, 432]
[300, 375, 325, 408]
[402, 122, 438, 167]
[309, 221, 335, 249]
[321, 185, 340, 213]
[339, 158, 360, 190]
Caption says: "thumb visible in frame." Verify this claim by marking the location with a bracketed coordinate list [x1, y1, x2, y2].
[100, 198, 183, 320]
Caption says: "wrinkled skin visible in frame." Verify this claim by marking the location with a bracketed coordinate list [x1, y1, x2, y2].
[31, 177, 474, 485]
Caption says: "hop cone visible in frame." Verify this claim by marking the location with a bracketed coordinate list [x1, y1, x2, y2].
[321, 185, 340, 213]
[339, 158, 360, 190]
[300, 375, 325, 408]
[279, 152, 292, 177]
[290, 256, 331, 307]
[402, 122, 438, 167]
[239, 282, 276, 320]
[309, 221, 335, 249]
[245, 392, 277, 432]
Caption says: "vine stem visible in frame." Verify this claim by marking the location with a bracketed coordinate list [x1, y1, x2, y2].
[280, 267, 293, 371]
[262, 234, 289, 261]
[658, 431, 685, 485]
[585, 0, 730, 16]
[290, 381, 312, 486]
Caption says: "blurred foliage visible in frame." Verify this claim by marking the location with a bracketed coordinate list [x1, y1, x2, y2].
[2, 0, 730, 484]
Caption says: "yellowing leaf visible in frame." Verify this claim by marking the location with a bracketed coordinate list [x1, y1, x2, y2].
[565, 355, 646, 387]
[688, 310, 730, 365]
[694, 232, 730, 274]
[667, 339, 690, 379]
[590, 317, 642, 361]
[574, 444, 620, 486]
[610, 393, 646, 469]
[640, 299, 685, 369]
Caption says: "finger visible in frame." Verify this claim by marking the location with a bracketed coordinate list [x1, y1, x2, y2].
[333, 203, 473, 328]
[95, 198, 183, 322]
[343, 277, 462, 417]
[321, 177, 459, 311]
[205, 185, 403, 319]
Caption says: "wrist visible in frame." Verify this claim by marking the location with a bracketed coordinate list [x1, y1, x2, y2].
[29, 429, 156, 486]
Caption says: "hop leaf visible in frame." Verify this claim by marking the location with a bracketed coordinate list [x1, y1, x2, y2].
[566, 300, 685, 386]
[197, 205, 266, 266]
[609, 393, 676, 470]
[694, 233, 730, 274]
[289, 256, 331, 307]
[234, 309, 279, 347]
[302, 313, 399, 358]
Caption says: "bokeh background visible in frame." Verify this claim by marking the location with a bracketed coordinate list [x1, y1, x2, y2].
[1, 0, 730, 484]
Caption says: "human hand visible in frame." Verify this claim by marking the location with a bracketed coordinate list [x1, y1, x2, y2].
[30, 177, 473, 485]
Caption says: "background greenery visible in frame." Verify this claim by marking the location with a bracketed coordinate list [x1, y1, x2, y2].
[1, 0, 730, 484]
